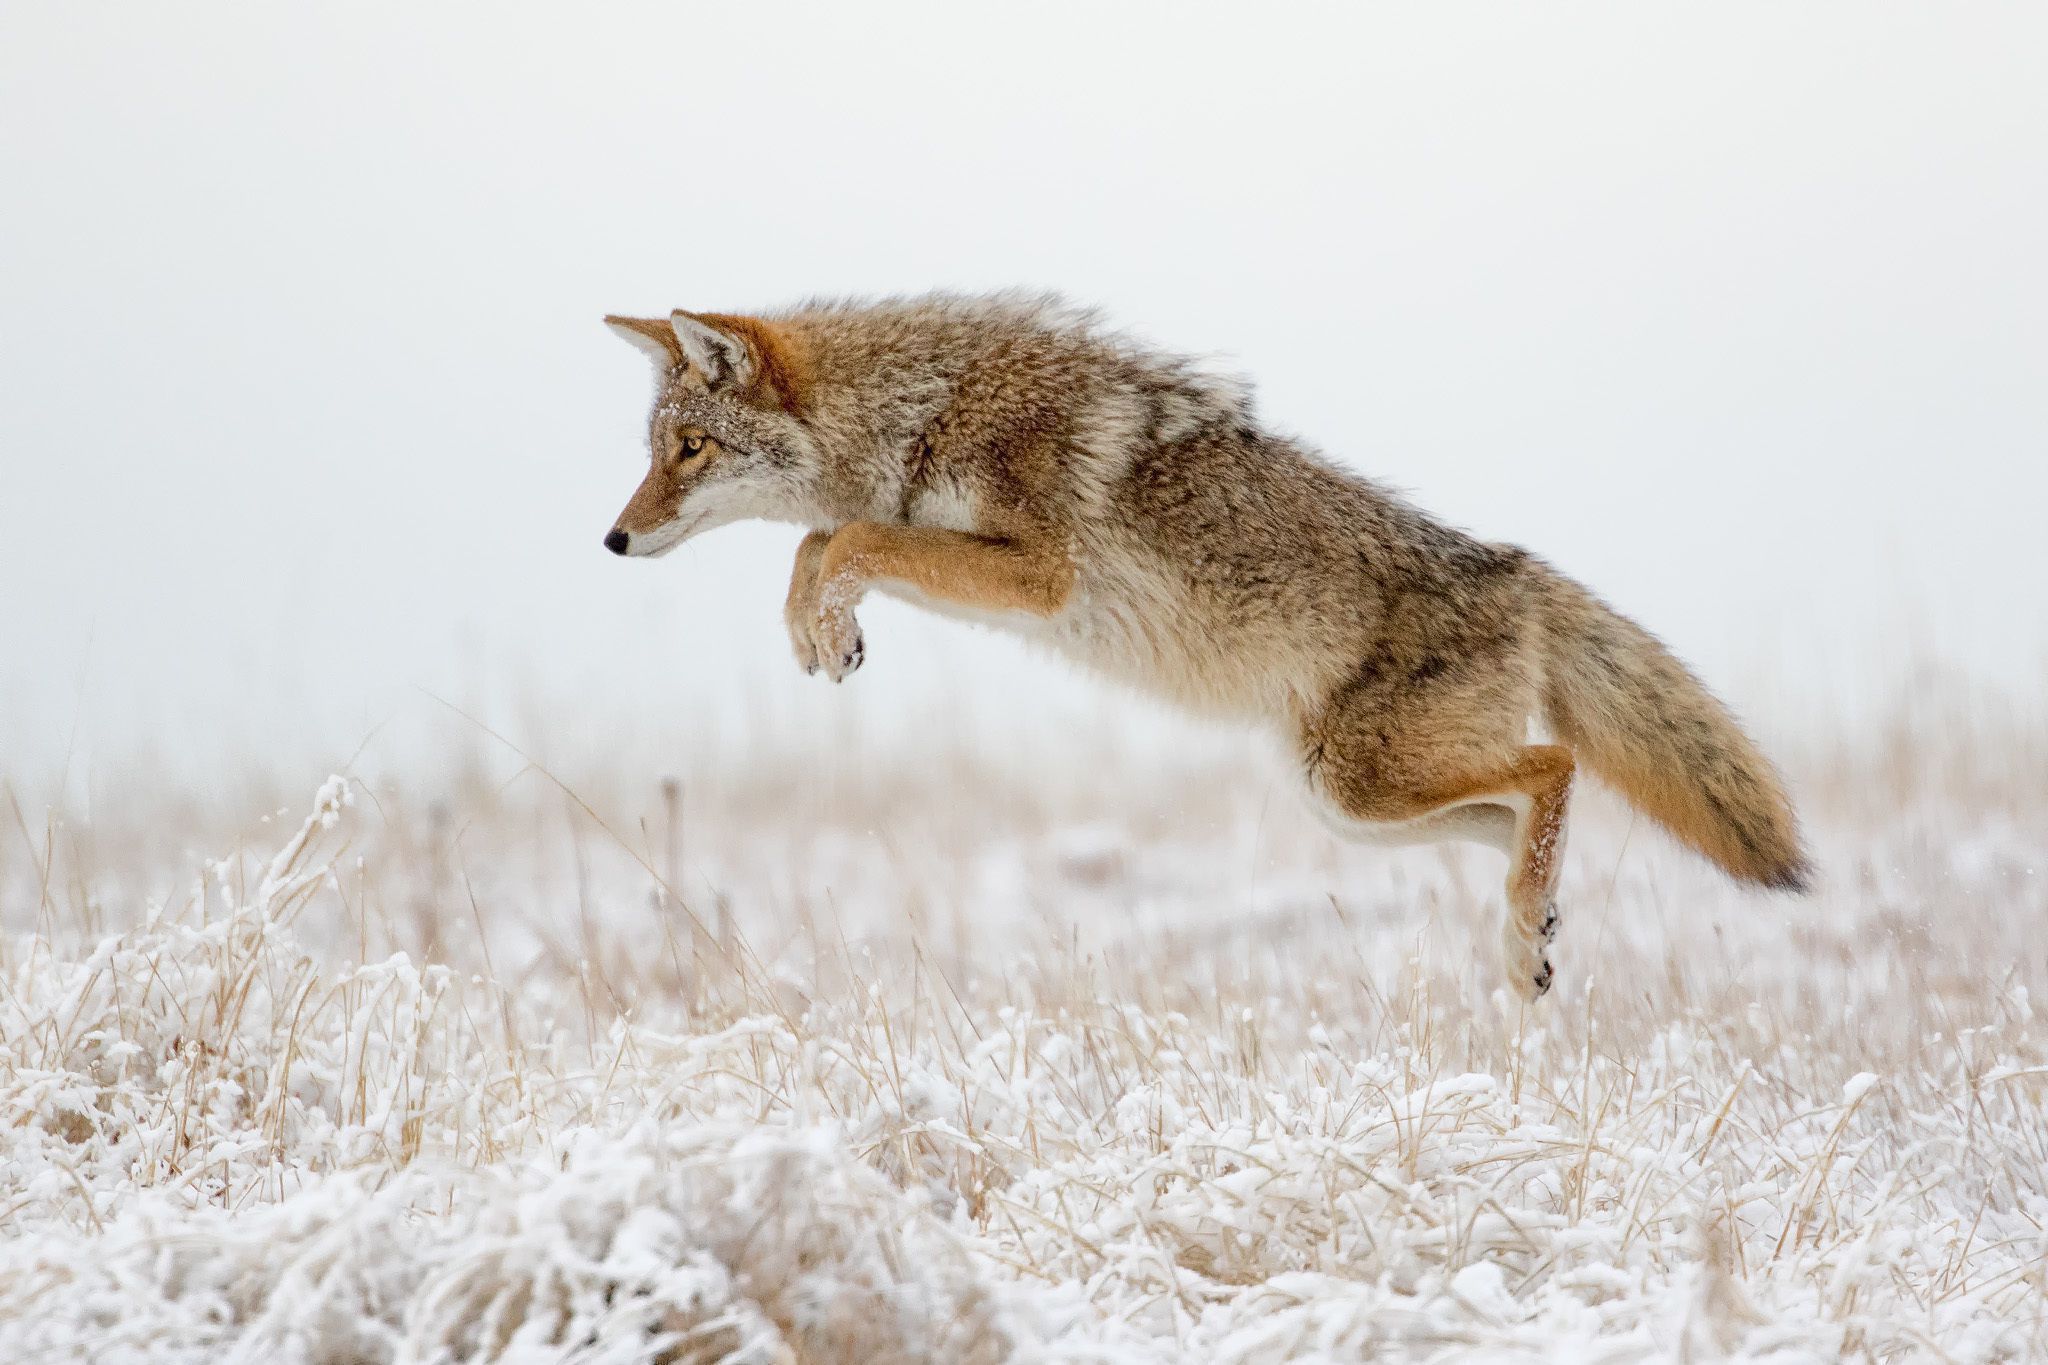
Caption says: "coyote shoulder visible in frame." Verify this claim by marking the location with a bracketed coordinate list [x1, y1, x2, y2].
[602, 292, 1808, 999]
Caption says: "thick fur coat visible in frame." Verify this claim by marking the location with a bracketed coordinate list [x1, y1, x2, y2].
[603, 292, 1808, 998]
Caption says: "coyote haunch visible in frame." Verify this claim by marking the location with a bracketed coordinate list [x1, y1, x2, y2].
[601, 293, 1809, 999]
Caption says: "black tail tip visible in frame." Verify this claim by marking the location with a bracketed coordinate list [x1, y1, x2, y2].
[1763, 856, 1816, 895]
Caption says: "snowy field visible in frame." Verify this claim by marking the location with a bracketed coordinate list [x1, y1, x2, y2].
[2, 689, 2045, 1363]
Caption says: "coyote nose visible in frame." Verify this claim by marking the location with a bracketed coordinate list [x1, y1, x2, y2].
[604, 528, 630, 556]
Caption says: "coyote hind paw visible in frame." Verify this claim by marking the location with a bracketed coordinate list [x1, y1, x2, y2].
[1509, 954, 1554, 1003]
[1504, 911, 1557, 1003]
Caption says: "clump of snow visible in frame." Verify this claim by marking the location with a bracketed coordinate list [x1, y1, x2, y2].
[9, 1124, 1054, 1363]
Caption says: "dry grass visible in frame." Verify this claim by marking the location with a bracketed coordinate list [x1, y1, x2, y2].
[1, 685, 2045, 1361]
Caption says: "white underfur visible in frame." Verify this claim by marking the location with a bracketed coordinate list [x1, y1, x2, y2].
[619, 522, 689, 559]
[669, 313, 752, 388]
[1311, 796, 1519, 858]
[627, 477, 783, 558]
[606, 319, 676, 371]
[909, 483, 980, 535]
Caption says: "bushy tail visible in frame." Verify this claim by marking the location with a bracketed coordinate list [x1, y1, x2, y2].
[1540, 573, 1811, 891]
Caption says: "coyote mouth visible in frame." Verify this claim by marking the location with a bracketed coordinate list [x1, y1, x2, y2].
[633, 518, 696, 557]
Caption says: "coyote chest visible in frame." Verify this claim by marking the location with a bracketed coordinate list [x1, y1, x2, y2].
[890, 471, 1292, 714]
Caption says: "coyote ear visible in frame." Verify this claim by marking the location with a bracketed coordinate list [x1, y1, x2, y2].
[669, 311, 753, 390]
[604, 315, 683, 369]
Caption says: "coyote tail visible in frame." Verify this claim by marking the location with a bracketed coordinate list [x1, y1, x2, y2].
[1539, 573, 1811, 891]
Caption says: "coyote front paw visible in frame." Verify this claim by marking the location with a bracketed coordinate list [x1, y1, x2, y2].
[811, 595, 866, 683]
[785, 598, 822, 675]
[783, 529, 835, 678]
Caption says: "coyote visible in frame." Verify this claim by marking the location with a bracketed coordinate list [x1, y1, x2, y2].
[602, 293, 1808, 999]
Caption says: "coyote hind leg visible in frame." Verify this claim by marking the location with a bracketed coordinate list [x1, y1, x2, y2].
[1493, 746, 1575, 997]
[1308, 725, 1576, 1001]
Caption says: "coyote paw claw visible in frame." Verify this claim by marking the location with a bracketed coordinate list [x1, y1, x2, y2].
[1505, 913, 1558, 1003]
[812, 604, 865, 683]
[786, 612, 821, 676]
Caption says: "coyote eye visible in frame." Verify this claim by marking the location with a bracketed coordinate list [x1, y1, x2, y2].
[681, 434, 706, 456]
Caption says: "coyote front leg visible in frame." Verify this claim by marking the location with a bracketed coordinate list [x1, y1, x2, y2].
[784, 530, 834, 675]
[803, 522, 1073, 682]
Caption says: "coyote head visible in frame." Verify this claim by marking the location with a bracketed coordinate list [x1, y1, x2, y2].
[601, 311, 817, 557]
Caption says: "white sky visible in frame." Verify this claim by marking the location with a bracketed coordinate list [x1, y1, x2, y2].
[2, 3, 2043, 789]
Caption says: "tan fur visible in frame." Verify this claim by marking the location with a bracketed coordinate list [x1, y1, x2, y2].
[1541, 577, 1809, 891]
[611, 439, 686, 536]
[602, 291, 1811, 1000]
[683, 312, 815, 416]
[792, 522, 1074, 677]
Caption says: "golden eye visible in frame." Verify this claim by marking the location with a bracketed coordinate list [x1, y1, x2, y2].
[682, 434, 706, 455]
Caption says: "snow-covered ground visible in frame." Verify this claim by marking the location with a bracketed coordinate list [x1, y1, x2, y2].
[2, 698, 2045, 1362]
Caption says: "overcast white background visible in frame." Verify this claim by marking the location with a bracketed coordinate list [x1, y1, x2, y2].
[2, 3, 2042, 791]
